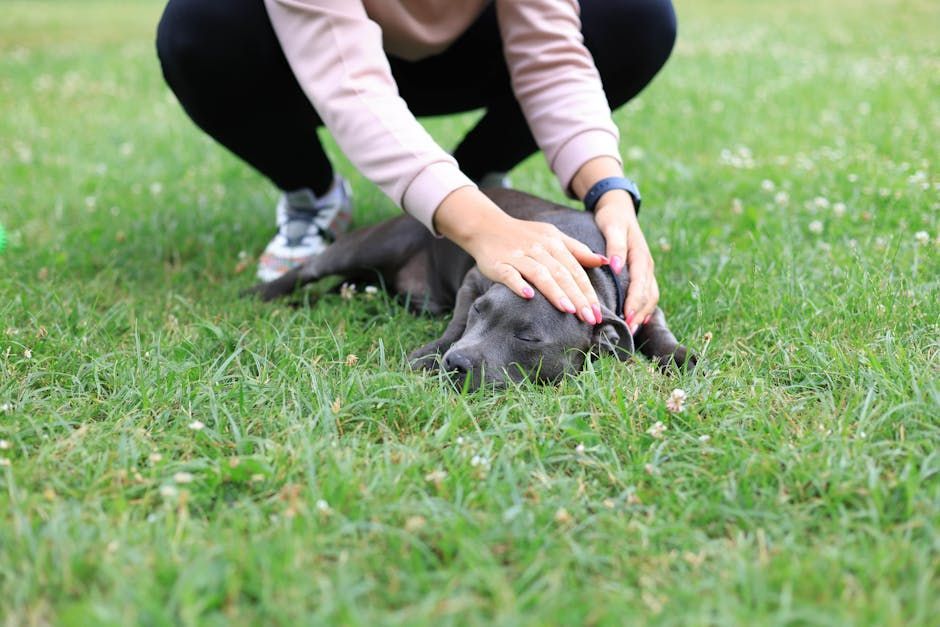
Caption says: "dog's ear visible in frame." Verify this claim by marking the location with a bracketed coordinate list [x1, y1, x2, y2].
[592, 304, 634, 361]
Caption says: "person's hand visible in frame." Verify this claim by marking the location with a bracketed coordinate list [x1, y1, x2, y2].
[434, 187, 608, 325]
[593, 191, 659, 334]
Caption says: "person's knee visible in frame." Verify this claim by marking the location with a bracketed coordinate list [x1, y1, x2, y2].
[586, 0, 677, 64]
[642, 0, 678, 58]
[612, 0, 677, 65]
[156, 0, 222, 81]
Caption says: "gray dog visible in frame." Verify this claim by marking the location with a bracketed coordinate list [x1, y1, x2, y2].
[248, 188, 694, 388]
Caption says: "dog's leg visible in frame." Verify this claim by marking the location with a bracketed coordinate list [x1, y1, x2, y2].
[633, 308, 696, 370]
[244, 216, 429, 301]
[408, 269, 486, 372]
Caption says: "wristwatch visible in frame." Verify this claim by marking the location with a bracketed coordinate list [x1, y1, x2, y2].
[582, 176, 641, 214]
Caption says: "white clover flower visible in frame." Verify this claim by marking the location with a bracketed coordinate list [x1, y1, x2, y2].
[149, 452, 163, 463]
[914, 231, 930, 245]
[188, 420, 205, 431]
[808, 220, 824, 234]
[470, 454, 490, 468]
[404, 515, 426, 532]
[149, 182, 163, 196]
[627, 146, 645, 161]
[774, 191, 790, 206]
[159, 485, 178, 498]
[424, 469, 447, 484]
[731, 198, 743, 215]
[813, 196, 830, 210]
[0, 440, 9, 450]
[761, 179, 776, 192]
[832, 202, 847, 217]
[340, 282, 357, 300]
[575, 443, 585, 454]
[315, 499, 331, 513]
[173, 471, 194, 484]
[0, 458, 9, 467]
[698, 434, 711, 443]
[554, 507, 572, 524]
[666, 388, 687, 413]
[647, 421, 667, 438]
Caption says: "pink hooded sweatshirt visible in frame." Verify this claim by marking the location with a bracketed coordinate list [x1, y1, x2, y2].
[264, 0, 622, 233]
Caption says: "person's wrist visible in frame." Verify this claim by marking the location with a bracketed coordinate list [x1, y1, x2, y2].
[432, 186, 510, 248]
[593, 189, 633, 212]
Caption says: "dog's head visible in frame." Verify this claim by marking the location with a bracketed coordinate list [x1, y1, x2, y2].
[440, 282, 634, 390]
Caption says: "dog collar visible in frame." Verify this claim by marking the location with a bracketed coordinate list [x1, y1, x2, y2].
[600, 264, 626, 320]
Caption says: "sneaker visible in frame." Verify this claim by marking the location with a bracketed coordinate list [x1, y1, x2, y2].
[256, 175, 353, 282]
[477, 171, 512, 189]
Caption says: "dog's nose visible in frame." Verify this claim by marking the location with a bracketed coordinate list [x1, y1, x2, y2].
[443, 351, 473, 375]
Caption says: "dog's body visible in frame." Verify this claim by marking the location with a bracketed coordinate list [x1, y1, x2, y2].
[249, 189, 693, 388]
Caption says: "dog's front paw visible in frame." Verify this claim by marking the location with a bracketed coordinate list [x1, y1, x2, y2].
[654, 345, 697, 373]
[408, 351, 443, 373]
[408, 341, 450, 372]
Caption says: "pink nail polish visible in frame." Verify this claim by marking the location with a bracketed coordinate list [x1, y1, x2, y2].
[611, 256, 624, 274]
[625, 310, 635, 326]
[522, 286, 535, 299]
[581, 306, 595, 325]
[592, 304, 603, 323]
[630, 324, 639, 335]
[643, 314, 651, 325]
[560, 297, 577, 313]
[597, 254, 610, 264]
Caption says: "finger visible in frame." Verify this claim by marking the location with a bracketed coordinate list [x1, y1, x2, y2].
[602, 223, 628, 275]
[492, 262, 536, 300]
[637, 279, 660, 326]
[530, 247, 599, 324]
[513, 256, 577, 315]
[624, 259, 650, 332]
[562, 234, 608, 268]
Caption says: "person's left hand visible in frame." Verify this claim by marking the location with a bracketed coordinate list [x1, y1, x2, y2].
[593, 192, 660, 334]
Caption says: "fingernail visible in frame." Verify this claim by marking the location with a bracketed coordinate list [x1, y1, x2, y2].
[581, 306, 596, 325]
[630, 323, 639, 335]
[592, 304, 603, 323]
[626, 310, 636, 326]
[611, 256, 624, 274]
[643, 314, 651, 325]
[560, 297, 577, 314]
[597, 254, 610, 264]
[522, 286, 535, 299]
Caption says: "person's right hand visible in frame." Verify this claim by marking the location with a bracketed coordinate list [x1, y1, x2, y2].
[433, 187, 608, 325]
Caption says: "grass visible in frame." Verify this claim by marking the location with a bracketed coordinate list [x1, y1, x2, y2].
[1, 0, 938, 624]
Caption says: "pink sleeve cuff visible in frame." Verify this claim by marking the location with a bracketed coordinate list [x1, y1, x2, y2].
[551, 129, 623, 198]
[401, 161, 477, 236]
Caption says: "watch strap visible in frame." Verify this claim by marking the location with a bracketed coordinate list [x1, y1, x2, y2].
[582, 176, 642, 214]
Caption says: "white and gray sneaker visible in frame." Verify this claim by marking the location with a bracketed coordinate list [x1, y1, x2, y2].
[477, 171, 512, 189]
[256, 175, 353, 282]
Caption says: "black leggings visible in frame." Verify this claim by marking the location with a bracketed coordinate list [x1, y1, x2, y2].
[156, 0, 676, 197]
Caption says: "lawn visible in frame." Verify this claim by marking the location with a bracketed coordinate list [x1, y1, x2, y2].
[1, 0, 938, 624]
